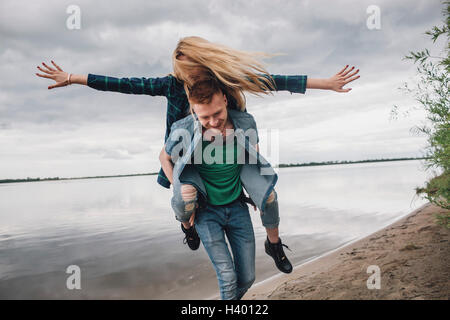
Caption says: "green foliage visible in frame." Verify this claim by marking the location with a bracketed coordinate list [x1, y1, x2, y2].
[397, 1, 450, 211]
[416, 171, 450, 211]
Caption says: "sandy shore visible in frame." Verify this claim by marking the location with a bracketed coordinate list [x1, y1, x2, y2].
[244, 202, 449, 300]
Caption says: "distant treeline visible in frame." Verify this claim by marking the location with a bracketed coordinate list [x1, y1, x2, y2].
[0, 172, 157, 184]
[277, 157, 429, 168]
[0, 157, 428, 184]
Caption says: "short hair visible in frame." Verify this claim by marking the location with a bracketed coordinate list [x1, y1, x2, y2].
[188, 77, 225, 105]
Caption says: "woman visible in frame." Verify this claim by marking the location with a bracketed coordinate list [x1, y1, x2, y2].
[35, 36, 360, 189]
[161, 77, 284, 299]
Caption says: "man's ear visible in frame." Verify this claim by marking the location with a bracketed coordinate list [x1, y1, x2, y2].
[223, 93, 227, 106]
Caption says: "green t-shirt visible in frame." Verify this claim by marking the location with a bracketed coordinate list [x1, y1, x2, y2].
[195, 137, 243, 205]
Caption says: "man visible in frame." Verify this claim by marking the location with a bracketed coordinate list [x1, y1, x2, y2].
[159, 78, 291, 300]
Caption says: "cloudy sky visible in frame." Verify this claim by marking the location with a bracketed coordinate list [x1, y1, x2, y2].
[0, 0, 447, 179]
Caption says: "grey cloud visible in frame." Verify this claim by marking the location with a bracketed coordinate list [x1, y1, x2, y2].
[0, 0, 445, 178]
[0, 122, 12, 130]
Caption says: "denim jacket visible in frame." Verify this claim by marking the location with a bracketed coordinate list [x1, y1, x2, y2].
[165, 108, 277, 212]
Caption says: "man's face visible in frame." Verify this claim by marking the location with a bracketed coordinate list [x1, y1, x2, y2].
[192, 92, 228, 133]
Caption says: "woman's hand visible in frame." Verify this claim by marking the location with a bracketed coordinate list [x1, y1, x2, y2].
[327, 65, 360, 92]
[35, 60, 70, 90]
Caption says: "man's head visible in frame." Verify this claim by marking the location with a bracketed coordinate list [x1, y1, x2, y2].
[188, 78, 228, 132]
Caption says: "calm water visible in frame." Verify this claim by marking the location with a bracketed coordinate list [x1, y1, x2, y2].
[0, 160, 432, 299]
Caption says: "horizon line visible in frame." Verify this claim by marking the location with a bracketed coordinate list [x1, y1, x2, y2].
[0, 156, 430, 183]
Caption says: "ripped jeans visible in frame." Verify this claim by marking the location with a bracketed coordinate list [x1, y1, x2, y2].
[171, 183, 280, 230]
[170, 183, 280, 300]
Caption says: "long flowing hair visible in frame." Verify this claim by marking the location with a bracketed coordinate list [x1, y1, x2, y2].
[171, 36, 276, 111]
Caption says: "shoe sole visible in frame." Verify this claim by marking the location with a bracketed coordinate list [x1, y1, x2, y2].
[188, 240, 201, 251]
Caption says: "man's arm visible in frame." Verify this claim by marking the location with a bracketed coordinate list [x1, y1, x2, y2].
[159, 145, 174, 185]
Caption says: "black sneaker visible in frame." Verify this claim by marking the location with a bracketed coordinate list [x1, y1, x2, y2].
[181, 224, 201, 251]
[265, 237, 293, 274]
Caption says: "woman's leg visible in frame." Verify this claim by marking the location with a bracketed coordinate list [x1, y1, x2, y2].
[261, 189, 280, 241]
[171, 183, 198, 225]
[260, 189, 293, 274]
[171, 182, 201, 250]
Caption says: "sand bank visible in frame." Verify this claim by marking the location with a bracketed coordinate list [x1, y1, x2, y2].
[245, 203, 449, 300]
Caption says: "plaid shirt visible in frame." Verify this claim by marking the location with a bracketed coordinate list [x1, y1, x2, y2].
[87, 73, 307, 188]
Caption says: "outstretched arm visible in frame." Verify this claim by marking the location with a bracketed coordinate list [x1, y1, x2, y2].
[36, 60, 170, 96]
[269, 65, 360, 94]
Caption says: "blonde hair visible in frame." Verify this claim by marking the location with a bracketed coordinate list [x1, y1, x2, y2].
[171, 36, 276, 111]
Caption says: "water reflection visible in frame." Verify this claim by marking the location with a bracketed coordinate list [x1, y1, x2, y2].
[0, 160, 430, 299]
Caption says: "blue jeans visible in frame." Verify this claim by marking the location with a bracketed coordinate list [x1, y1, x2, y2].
[171, 184, 280, 229]
[194, 197, 256, 300]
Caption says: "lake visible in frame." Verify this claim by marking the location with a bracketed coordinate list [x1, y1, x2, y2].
[0, 160, 432, 299]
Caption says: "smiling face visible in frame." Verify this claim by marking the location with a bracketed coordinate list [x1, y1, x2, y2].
[191, 91, 228, 132]
[188, 77, 231, 135]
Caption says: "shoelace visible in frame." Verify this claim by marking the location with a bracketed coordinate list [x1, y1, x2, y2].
[183, 235, 196, 244]
[182, 228, 196, 244]
[272, 242, 292, 261]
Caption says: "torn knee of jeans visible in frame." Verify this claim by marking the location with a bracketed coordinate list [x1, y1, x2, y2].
[185, 202, 196, 212]
[183, 199, 197, 214]
[266, 190, 277, 204]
